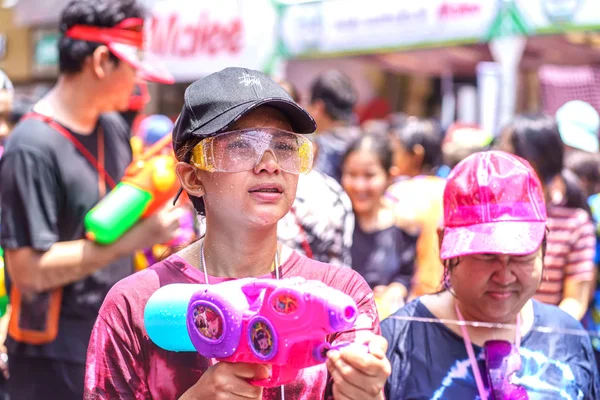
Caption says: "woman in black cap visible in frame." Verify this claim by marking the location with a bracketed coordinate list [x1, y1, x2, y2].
[84, 67, 390, 400]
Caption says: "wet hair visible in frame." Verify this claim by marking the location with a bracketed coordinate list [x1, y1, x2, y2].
[391, 118, 443, 173]
[58, 0, 146, 74]
[341, 133, 394, 175]
[310, 70, 357, 122]
[500, 114, 564, 183]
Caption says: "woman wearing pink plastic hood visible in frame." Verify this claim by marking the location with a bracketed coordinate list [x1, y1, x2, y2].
[382, 150, 600, 399]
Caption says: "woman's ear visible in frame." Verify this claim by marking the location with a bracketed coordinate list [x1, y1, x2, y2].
[175, 162, 205, 197]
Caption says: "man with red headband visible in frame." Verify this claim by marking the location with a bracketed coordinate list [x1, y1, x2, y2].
[0, 0, 178, 398]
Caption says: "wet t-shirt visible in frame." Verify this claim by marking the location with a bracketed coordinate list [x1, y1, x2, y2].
[84, 251, 380, 399]
[382, 299, 600, 399]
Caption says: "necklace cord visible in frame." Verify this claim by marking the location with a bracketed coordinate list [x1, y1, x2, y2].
[199, 241, 284, 398]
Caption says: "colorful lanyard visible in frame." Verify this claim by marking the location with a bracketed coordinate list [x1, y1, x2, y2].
[455, 303, 522, 400]
[24, 112, 116, 196]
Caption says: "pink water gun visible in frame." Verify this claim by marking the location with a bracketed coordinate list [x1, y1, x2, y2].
[144, 277, 360, 387]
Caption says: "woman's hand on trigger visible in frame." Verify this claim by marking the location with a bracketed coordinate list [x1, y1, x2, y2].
[326, 334, 391, 400]
[179, 361, 269, 400]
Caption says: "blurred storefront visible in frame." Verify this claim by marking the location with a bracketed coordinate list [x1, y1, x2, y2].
[0, 4, 53, 111]
[9, 0, 282, 116]
[30, 28, 59, 80]
[277, 0, 600, 132]
[7, 0, 600, 126]
[140, 0, 280, 117]
[0, 6, 31, 83]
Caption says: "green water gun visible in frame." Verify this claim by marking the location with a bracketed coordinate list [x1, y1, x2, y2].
[84, 134, 179, 244]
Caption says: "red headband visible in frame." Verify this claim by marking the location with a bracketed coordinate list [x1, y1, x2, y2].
[64, 17, 144, 48]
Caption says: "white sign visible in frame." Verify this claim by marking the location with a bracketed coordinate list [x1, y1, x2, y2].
[279, 0, 497, 57]
[489, 36, 527, 130]
[145, 0, 278, 82]
[477, 62, 502, 136]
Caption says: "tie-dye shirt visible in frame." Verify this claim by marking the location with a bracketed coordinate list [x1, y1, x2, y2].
[84, 251, 380, 399]
[382, 299, 600, 400]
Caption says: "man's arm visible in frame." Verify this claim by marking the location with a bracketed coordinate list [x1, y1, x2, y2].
[7, 205, 183, 298]
[1, 147, 183, 298]
[8, 239, 127, 297]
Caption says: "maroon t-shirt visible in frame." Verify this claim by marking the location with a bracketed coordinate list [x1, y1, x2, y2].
[84, 251, 380, 399]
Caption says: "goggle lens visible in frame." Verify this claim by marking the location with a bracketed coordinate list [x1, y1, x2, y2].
[190, 129, 313, 174]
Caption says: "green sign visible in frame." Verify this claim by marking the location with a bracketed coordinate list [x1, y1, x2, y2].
[487, 0, 531, 40]
[277, 0, 600, 59]
[34, 32, 59, 67]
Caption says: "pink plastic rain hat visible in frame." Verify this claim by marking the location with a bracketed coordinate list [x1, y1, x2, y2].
[440, 150, 547, 260]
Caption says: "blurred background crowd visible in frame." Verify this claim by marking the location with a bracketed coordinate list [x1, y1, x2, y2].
[1, 0, 600, 398]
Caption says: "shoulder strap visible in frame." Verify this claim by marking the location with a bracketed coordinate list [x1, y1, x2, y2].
[23, 112, 116, 190]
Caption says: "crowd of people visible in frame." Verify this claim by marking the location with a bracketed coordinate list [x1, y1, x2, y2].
[0, 0, 599, 399]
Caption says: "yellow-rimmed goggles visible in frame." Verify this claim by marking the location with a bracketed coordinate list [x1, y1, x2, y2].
[190, 128, 314, 174]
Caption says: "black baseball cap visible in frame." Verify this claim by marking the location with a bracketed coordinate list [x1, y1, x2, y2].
[172, 67, 317, 158]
